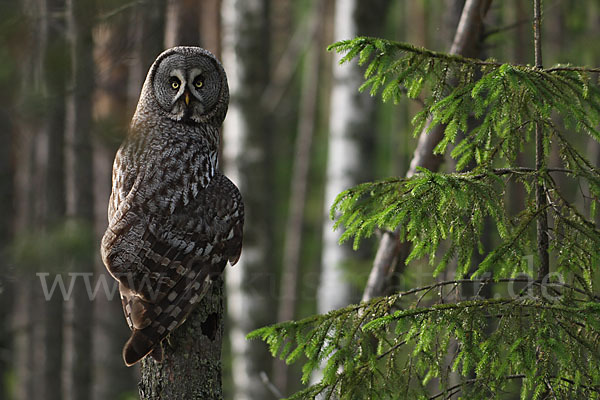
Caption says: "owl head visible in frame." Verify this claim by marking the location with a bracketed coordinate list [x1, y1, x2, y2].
[136, 47, 229, 127]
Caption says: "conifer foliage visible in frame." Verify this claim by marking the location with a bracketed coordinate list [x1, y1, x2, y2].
[250, 5, 600, 399]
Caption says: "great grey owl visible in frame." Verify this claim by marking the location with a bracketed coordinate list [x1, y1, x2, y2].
[100, 47, 243, 367]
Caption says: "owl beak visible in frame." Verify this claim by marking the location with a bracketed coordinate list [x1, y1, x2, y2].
[184, 91, 190, 106]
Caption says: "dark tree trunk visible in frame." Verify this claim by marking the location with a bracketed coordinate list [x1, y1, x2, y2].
[128, 0, 166, 114]
[13, 280, 36, 400]
[42, 0, 69, 399]
[12, 1, 46, 397]
[93, 5, 138, 399]
[13, 1, 41, 394]
[66, 0, 96, 399]
[199, 0, 222, 56]
[164, 0, 201, 47]
[138, 278, 225, 399]
[0, 112, 13, 400]
[0, 0, 18, 397]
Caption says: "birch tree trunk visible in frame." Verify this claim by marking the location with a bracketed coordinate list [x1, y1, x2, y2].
[318, 0, 390, 316]
[222, 0, 275, 399]
[312, 0, 390, 390]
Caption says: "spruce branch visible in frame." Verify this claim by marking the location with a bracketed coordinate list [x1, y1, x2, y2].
[250, 289, 600, 399]
[545, 66, 600, 73]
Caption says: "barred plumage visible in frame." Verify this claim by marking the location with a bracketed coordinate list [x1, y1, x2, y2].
[100, 47, 243, 366]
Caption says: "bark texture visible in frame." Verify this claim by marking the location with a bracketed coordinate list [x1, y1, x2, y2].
[138, 278, 225, 399]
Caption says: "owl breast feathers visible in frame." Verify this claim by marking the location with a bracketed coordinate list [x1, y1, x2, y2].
[100, 47, 243, 366]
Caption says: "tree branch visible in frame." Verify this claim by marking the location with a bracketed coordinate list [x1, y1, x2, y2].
[429, 375, 526, 400]
[362, 0, 493, 302]
[533, 0, 549, 283]
[545, 65, 600, 73]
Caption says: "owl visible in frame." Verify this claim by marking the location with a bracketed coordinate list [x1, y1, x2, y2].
[100, 47, 243, 367]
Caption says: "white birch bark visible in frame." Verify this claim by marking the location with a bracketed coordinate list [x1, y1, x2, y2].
[314, 0, 390, 390]
[319, 0, 361, 317]
[319, 0, 390, 319]
[222, 1, 274, 399]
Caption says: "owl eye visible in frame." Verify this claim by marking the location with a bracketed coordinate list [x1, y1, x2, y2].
[170, 77, 181, 90]
[193, 75, 204, 89]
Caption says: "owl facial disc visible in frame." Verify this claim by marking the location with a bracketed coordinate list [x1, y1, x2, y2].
[151, 49, 225, 124]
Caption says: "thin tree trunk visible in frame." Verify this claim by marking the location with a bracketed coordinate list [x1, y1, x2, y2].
[42, 0, 69, 399]
[274, 2, 323, 393]
[222, 0, 275, 399]
[93, 6, 138, 398]
[362, 0, 492, 302]
[533, 0, 549, 282]
[12, 1, 42, 394]
[0, 108, 13, 400]
[504, 0, 527, 223]
[277, 3, 322, 324]
[164, 0, 201, 48]
[66, 0, 95, 399]
[532, 5, 549, 398]
[128, 0, 166, 115]
[260, 3, 312, 114]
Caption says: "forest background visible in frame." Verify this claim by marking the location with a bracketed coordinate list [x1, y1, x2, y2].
[0, 0, 599, 399]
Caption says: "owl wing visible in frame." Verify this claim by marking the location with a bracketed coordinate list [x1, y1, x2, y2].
[120, 173, 243, 366]
[102, 139, 224, 300]
[101, 145, 243, 366]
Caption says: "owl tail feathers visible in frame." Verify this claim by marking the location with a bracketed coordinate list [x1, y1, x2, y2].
[122, 329, 163, 366]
